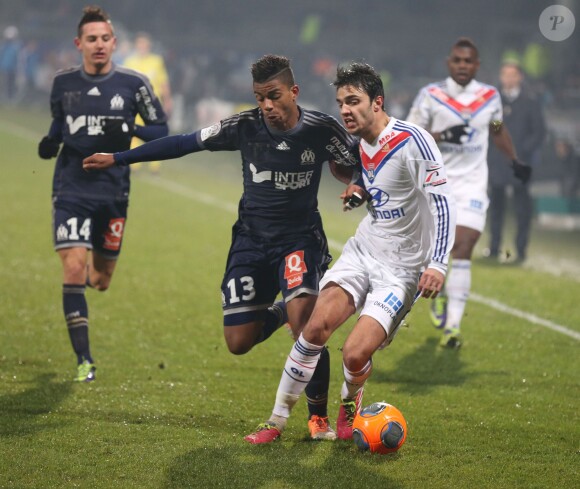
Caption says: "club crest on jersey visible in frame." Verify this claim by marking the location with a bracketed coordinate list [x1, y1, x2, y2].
[110, 94, 124, 110]
[300, 148, 315, 165]
[284, 251, 307, 289]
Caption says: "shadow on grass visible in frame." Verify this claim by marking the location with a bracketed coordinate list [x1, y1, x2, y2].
[372, 336, 468, 395]
[164, 440, 404, 489]
[0, 372, 72, 437]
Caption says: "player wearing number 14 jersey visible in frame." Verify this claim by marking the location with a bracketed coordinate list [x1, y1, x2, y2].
[38, 6, 168, 381]
[83, 54, 362, 439]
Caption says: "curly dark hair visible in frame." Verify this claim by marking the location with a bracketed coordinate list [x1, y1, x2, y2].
[333, 62, 384, 108]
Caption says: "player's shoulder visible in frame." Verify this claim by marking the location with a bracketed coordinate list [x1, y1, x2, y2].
[392, 117, 431, 138]
[53, 65, 82, 82]
[475, 79, 499, 94]
[302, 107, 348, 134]
[420, 80, 447, 93]
[113, 65, 152, 85]
[391, 118, 439, 158]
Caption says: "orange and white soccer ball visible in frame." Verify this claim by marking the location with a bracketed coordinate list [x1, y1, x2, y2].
[352, 402, 407, 454]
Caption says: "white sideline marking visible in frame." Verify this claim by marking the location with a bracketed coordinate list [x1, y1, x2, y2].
[1, 118, 577, 342]
[140, 176, 580, 342]
[470, 293, 580, 341]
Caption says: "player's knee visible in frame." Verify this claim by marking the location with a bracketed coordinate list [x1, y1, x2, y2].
[63, 260, 87, 283]
[90, 273, 112, 291]
[303, 319, 331, 346]
[223, 328, 256, 355]
[224, 337, 254, 355]
[342, 348, 368, 373]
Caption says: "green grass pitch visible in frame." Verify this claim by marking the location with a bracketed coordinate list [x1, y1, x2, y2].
[0, 108, 578, 488]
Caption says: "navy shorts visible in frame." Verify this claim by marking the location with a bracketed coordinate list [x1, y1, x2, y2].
[52, 198, 128, 259]
[221, 224, 332, 326]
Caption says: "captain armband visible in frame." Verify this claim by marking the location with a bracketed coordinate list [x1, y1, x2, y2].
[490, 120, 503, 133]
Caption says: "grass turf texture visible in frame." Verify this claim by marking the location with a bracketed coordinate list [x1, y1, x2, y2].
[1, 108, 578, 488]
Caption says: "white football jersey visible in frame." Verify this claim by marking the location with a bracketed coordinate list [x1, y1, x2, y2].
[354, 117, 456, 274]
[407, 77, 502, 192]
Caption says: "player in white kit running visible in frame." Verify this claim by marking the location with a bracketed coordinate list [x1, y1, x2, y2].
[245, 62, 456, 444]
[407, 37, 530, 348]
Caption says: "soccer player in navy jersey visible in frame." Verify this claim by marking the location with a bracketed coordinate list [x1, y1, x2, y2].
[244, 62, 455, 444]
[84, 54, 364, 440]
[38, 6, 168, 382]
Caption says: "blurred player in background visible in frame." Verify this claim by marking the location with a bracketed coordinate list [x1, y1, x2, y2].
[38, 5, 168, 382]
[407, 37, 529, 348]
[245, 62, 456, 444]
[83, 54, 364, 440]
[486, 61, 545, 263]
[123, 31, 173, 173]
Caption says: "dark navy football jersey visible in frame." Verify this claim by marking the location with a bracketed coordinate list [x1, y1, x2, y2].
[200, 107, 359, 240]
[50, 64, 166, 201]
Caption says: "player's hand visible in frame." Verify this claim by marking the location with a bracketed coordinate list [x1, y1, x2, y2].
[340, 184, 368, 211]
[417, 268, 445, 299]
[83, 153, 116, 171]
[38, 136, 60, 159]
[511, 159, 532, 183]
[439, 124, 469, 144]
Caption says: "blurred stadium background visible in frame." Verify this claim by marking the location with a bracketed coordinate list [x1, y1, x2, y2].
[1, 0, 579, 230]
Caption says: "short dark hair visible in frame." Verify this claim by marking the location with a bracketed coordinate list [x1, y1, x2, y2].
[251, 54, 295, 86]
[451, 37, 479, 58]
[77, 5, 114, 38]
[333, 62, 385, 108]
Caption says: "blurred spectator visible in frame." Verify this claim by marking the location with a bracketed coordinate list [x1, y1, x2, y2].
[487, 61, 545, 263]
[123, 32, 173, 173]
[555, 138, 580, 200]
[0, 25, 22, 102]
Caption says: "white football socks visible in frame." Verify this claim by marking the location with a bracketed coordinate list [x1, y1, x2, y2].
[341, 359, 372, 401]
[272, 333, 324, 420]
[446, 259, 471, 331]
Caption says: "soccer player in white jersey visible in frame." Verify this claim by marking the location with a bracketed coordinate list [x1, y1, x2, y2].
[245, 62, 456, 444]
[407, 37, 530, 348]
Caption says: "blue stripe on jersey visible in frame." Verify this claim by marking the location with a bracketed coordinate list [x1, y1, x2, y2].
[432, 194, 450, 262]
[393, 121, 436, 161]
[471, 93, 499, 118]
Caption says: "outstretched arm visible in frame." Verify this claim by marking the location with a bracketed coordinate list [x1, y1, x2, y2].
[83, 132, 203, 170]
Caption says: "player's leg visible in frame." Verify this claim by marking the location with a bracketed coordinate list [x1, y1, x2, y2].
[337, 316, 384, 439]
[221, 230, 285, 354]
[280, 238, 337, 440]
[244, 283, 355, 444]
[337, 276, 414, 439]
[442, 225, 480, 348]
[53, 200, 96, 381]
[87, 200, 128, 290]
[58, 247, 95, 381]
[287, 294, 334, 440]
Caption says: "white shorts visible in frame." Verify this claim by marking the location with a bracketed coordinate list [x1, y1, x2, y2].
[320, 237, 420, 347]
[453, 184, 489, 232]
